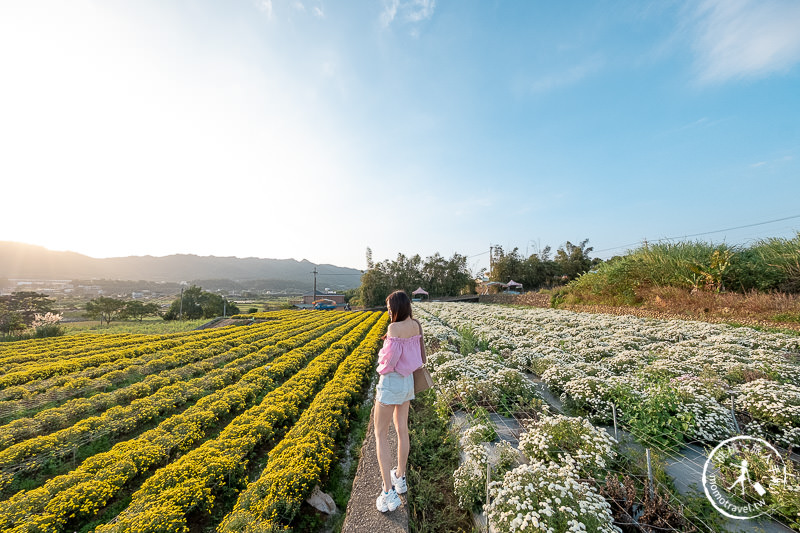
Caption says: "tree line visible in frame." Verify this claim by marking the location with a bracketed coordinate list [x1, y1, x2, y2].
[357, 250, 474, 307]
[355, 241, 600, 308]
[86, 285, 240, 324]
[489, 239, 601, 290]
[0, 285, 239, 338]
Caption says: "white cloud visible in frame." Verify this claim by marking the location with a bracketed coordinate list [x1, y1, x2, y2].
[688, 0, 800, 83]
[380, 0, 400, 27]
[380, 0, 435, 28]
[406, 0, 435, 23]
[257, 0, 273, 19]
[312, 6, 324, 18]
[291, 1, 306, 12]
[749, 154, 795, 169]
[525, 56, 604, 94]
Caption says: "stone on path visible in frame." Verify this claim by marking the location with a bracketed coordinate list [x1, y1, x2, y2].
[307, 485, 337, 514]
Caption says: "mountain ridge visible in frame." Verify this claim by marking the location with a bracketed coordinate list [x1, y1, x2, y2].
[0, 242, 362, 290]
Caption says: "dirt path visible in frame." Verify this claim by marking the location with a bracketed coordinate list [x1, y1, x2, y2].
[342, 404, 409, 533]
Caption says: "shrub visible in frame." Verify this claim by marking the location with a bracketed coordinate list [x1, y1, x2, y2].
[485, 462, 620, 533]
[518, 414, 617, 479]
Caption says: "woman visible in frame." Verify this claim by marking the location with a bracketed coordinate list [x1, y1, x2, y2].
[374, 290, 425, 512]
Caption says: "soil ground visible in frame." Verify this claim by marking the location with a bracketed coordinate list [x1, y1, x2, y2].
[558, 303, 800, 332]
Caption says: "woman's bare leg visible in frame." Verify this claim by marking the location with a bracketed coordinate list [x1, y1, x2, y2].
[374, 401, 395, 491]
[393, 401, 410, 477]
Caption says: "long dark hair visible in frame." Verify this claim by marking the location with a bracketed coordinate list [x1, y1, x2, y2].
[386, 290, 412, 323]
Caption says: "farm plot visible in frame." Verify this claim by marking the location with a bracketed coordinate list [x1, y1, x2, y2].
[0, 309, 388, 532]
[414, 302, 800, 532]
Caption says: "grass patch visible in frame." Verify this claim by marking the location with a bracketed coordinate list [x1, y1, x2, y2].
[455, 326, 489, 355]
[63, 318, 207, 335]
[323, 386, 375, 533]
[773, 311, 800, 323]
[407, 390, 475, 533]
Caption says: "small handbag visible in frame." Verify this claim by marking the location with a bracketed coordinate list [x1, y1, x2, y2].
[413, 365, 434, 394]
[412, 319, 434, 394]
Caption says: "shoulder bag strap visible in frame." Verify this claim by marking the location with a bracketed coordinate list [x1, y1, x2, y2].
[412, 319, 426, 363]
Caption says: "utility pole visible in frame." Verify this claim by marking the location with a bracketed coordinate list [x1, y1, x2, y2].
[489, 245, 493, 279]
[312, 267, 318, 303]
[179, 282, 186, 320]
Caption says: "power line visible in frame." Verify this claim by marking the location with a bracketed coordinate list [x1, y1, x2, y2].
[594, 213, 800, 254]
[467, 250, 490, 258]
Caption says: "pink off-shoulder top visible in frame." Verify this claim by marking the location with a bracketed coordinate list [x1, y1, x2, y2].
[376, 335, 424, 377]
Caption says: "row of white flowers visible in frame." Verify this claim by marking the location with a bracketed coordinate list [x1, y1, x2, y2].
[415, 305, 625, 531]
[416, 306, 538, 413]
[452, 411, 622, 532]
[416, 302, 800, 448]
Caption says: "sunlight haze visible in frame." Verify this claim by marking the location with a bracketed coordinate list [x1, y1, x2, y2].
[1, 0, 798, 271]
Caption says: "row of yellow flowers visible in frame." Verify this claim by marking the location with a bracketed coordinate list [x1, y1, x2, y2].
[0, 319, 272, 390]
[0, 311, 301, 388]
[0, 311, 337, 450]
[95, 312, 384, 533]
[0, 332, 148, 368]
[0, 312, 371, 532]
[0, 310, 295, 373]
[0, 312, 360, 493]
[0, 312, 311, 414]
[220, 312, 389, 531]
[0, 336, 193, 389]
[0, 311, 296, 364]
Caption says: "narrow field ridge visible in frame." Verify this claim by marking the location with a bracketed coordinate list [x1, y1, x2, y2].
[343, 404, 408, 533]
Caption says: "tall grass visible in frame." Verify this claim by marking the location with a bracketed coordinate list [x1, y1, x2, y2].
[754, 234, 800, 292]
[557, 233, 800, 306]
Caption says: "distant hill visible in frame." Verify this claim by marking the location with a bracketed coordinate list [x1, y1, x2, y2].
[0, 242, 362, 291]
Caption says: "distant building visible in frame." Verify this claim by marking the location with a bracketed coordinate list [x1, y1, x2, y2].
[302, 290, 345, 306]
[6, 279, 74, 295]
[77, 285, 103, 295]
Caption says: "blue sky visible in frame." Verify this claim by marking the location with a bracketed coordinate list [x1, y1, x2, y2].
[1, 0, 798, 273]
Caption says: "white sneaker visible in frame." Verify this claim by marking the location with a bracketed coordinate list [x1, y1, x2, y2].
[391, 468, 407, 494]
[376, 488, 402, 512]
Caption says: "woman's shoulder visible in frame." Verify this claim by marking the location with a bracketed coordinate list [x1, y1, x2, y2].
[387, 319, 421, 339]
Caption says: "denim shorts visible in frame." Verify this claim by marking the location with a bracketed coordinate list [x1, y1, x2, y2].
[376, 371, 415, 405]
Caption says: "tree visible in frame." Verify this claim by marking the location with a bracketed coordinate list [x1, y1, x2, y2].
[358, 251, 474, 307]
[344, 288, 360, 305]
[489, 242, 596, 290]
[163, 286, 240, 320]
[489, 246, 525, 284]
[0, 303, 25, 336]
[85, 297, 127, 325]
[0, 292, 54, 325]
[555, 239, 598, 281]
[366, 247, 374, 270]
[121, 301, 161, 321]
[358, 267, 393, 309]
